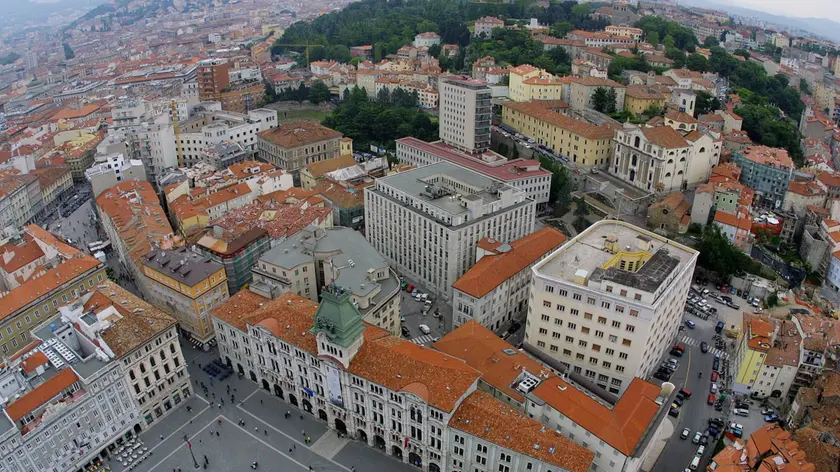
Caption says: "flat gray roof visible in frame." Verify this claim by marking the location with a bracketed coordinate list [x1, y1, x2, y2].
[375, 161, 518, 218]
[32, 318, 110, 380]
[142, 247, 224, 288]
[535, 220, 697, 296]
[260, 227, 397, 305]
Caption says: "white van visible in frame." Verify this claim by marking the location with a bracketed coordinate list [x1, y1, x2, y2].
[690, 456, 700, 470]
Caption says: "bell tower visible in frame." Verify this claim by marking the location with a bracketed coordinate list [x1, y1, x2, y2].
[310, 284, 365, 368]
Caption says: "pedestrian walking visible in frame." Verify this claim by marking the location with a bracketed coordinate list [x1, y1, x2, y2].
[216, 431, 219, 437]
[160, 435, 164, 441]
[255, 427, 259, 433]
[264, 430, 267, 435]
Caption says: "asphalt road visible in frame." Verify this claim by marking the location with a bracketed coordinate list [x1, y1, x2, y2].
[650, 311, 731, 472]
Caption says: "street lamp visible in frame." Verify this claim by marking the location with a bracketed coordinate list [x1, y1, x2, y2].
[185, 438, 200, 469]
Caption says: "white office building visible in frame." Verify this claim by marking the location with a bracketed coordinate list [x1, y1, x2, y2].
[438, 76, 492, 154]
[364, 162, 535, 301]
[527, 220, 697, 394]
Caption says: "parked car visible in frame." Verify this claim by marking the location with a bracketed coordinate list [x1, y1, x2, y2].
[418, 324, 431, 335]
[707, 394, 716, 405]
[673, 397, 684, 407]
[700, 342, 710, 353]
[685, 320, 696, 329]
[693, 432, 702, 444]
[670, 348, 684, 357]
[710, 383, 718, 394]
[700, 433, 709, 446]
[654, 371, 670, 381]
[734, 408, 750, 417]
[669, 407, 680, 418]
[764, 413, 780, 422]
[681, 428, 691, 440]
[711, 372, 719, 382]
[716, 321, 725, 333]
[761, 408, 775, 416]
[401, 326, 410, 337]
[708, 418, 725, 428]
[713, 358, 721, 371]
[696, 445, 706, 456]
[679, 388, 692, 398]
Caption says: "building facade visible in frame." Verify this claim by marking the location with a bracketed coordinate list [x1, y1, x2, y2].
[731, 146, 795, 209]
[365, 162, 536, 301]
[452, 228, 566, 333]
[257, 121, 344, 186]
[438, 76, 492, 154]
[250, 226, 401, 335]
[141, 247, 229, 348]
[195, 227, 272, 295]
[528, 220, 698, 394]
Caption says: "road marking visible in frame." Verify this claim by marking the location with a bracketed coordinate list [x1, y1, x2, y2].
[236, 395, 351, 472]
[410, 334, 436, 345]
[144, 409, 214, 471]
[232, 419, 314, 471]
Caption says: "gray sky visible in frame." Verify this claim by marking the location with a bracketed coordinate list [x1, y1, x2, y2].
[728, 0, 840, 22]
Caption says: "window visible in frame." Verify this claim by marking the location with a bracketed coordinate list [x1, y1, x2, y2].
[584, 313, 592, 320]
[576, 353, 585, 360]
[615, 305, 625, 313]
[622, 339, 632, 346]
[587, 297, 596, 305]
[606, 348, 614, 355]
[592, 344, 601, 352]
[595, 330, 604, 338]
[541, 314, 550, 321]
[612, 320, 621, 328]
[626, 325, 635, 333]
[578, 340, 587, 347]
[619, 352, 628, 360]
[630, 309, 639, 317]
[634, 294, 642, 301]
[616, 365, 625, 373]
[581, 327, 590, 334]
[570, 309, 579, 316]
[619, 289, 627, 296]
[573, 293, 582, 301]
[568, 323, 577, 330]
[565, 336, 574, 343]
[609, 335, 618, 342]
[543, 301, 551, 308]
[601, 301, 611, 309]
[539, 328, 548, 335]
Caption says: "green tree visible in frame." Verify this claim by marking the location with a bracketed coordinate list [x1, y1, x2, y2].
[550, 21, 575, 38]
[377, 87, 391, 104]
[663, 34, 675, 49]
[703, 35, 720, 48]
[696, 225, 757, 279]
[647, 31, 659, 46]
[686, 53, 708, 72]
[428, 43, 441, 58]
[62, 42, 75, 60]
[295, 82, 309, 105]
[665, 47, 686, 68]
[0, 52, 20, 65]
[800, 78, 811, 95]
[309, 80, 330, 104]
[695, 91, 721, 115]
[592, 87, 616, 114]
[573, 196, 590, 232]
[732, 49, 750, 59]
[642, 104, 664, 117]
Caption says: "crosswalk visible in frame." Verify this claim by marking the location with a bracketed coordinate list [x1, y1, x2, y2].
[680, 335, 729, 359]
[411, 334, 439, 345]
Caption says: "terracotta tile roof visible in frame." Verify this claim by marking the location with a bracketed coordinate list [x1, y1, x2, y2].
[665, 110, 698, 124]
[433, 320, 552, 403]
[740, 146, 795, 170]
[450, 391, 594, 472]
[214, 291, 481, 411]
[93, 281, 177, 358]
[212, 196, 332, 240]
[503, 101, 615, 140]
[96, 181, 177, 267]
[572, 76, 625, 88]
[453, 228, 565, 298]
[787, 181, 825, 197]
[509, 64, 539, 76]
[625, 85, 665, 100]
[715, 210, 752, 231]
[313, 182, 365, 210]
[640, 126, 688, 149]
[701, 114, 725, 122]
[51, 103, 103, 121]
[258, 121, 342, 149]
[0, 255, 101, 321]
[6, 368, 79, 421]
[306, 155, 357, 178]
[818, 172, 840, 188]
[20, 351, 49, 374]
[227, 160, 276, 180]
[30, 165, 71, 190]
[764, 320, 800, 368]
[0, 234, 45, 273]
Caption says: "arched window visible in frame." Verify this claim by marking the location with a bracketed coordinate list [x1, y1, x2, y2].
[677, 170, 684, 175]
[699, 147, 706, 153]
[679, 157, 686, 162]
[634, 136, 641, 148]
[667, 159, 674, 164]
[665, 172, 672, 177]
[631, 154, 638, 166]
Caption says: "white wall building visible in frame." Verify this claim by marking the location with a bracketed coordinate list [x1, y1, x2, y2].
[528, 220, 698, 394]
[396, 137, 552, 206]
[452, 227, 566, 333]
[438, 76, 492, 154]
[86, 153, 148, 197]
[364, 162, 536, 301]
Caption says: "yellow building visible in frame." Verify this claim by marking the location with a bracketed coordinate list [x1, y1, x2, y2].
[508, 64, 567, 102]
[734, 314, 774, 390]
[142, 247, 229, 347]
[624, 85, 667, 116]
[340, 137, 353, 155]
[813, 82, 837, 115]
[502, 100, 616, 167]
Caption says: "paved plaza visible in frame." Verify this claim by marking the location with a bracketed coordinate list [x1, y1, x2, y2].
[106, 341, 418, 472]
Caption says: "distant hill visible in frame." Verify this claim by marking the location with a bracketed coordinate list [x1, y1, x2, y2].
[676, 0, 840, 42]
[0, 0, 108, 28]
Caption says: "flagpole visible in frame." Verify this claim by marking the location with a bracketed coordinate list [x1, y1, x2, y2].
[186, 438, 199, 469]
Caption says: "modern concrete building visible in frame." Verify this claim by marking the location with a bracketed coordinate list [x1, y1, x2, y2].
[528, 220, 698, 395]
[141, 246, 229, 349]
[438, 76, 492, 154]
[212, 287, 594, 472]
[257, 121, 344, 185]
[250, 226, 401, 335]
[85, 153, 148, 197]
[396, 137, 552, 206]
[365, 162, 536, 301]
[731, 146, 796, 209]
[197, 58, 231, 102]
[195, 226, 272, 295]
[452, 228, 566, 333]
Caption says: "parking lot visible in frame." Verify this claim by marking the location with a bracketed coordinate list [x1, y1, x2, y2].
[649, 285, 781, 472]
[396, 277, 451, 346]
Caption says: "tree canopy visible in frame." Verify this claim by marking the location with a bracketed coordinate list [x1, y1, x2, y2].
[696, 225, 764, 280]
[635, 16, 698, 51]
[322, 86, 437, 150]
